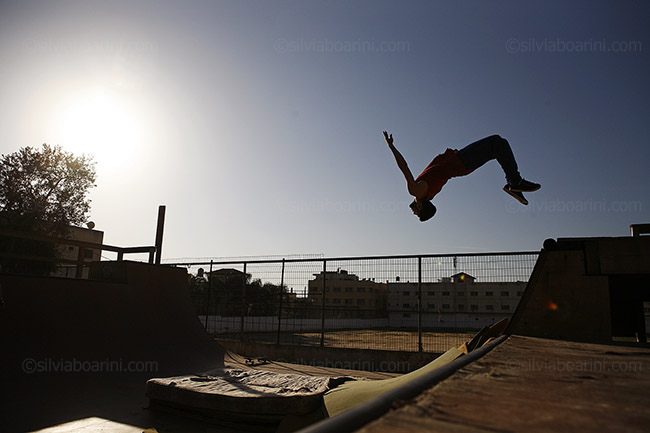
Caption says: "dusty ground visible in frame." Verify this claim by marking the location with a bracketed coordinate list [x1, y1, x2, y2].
[216, 329, 475, 353]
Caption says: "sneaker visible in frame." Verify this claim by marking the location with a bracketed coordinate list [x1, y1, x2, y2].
[503, 184, 528, 205]
[509, 179, 540, 192]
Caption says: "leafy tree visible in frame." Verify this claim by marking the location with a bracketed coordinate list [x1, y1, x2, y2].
[0, 144, 96, 274]
[188, 271, 209, 315]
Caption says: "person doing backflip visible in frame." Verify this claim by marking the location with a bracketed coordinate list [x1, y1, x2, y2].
[384, 131, 540, 222]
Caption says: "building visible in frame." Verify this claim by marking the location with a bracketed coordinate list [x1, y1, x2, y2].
[54, 225, 104, 278]
[387, 272, 526, 330]
[308, 269, 387, 318]
[207, 268, 246, 283]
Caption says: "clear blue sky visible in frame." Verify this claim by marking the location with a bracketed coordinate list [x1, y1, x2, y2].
[1, 0, 649, 259]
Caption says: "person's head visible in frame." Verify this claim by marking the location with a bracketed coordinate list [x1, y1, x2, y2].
[409, 199, 437, 222]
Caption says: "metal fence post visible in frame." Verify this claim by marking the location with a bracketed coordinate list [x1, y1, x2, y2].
[205, 260, 213, 332]
[418, 256, 423, 352]
[277, 259, 285, 345]
[240, 262, 247, 342]
[320, 259, 327, 347]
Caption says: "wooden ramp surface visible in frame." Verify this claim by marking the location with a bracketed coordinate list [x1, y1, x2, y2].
[356, 335, 650, 433]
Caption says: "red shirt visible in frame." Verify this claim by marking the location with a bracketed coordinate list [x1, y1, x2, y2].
[416, 149, 473, 200]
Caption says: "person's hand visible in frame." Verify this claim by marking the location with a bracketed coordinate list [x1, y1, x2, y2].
[383, 131, 393, 146]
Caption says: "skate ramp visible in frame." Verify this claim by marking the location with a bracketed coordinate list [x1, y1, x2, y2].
[0, 261, 225, 432]
[508, 236, 650, 343]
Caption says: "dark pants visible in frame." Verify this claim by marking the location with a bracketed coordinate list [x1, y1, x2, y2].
[456, 135, 522, 186]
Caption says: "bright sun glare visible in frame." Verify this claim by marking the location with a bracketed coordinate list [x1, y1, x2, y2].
[60, 87, 143, 170]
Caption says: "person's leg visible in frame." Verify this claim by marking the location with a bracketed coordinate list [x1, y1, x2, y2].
[456, 135, 523, 186]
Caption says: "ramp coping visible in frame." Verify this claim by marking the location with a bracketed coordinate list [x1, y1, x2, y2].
[297, 335, 508, 433]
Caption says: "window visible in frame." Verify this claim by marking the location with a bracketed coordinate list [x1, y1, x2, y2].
[357, 299, 365, 305]
[345, 299, 353, 304]
[403, 313, 410, 318]
[334, 298, 341, 304]
[516, 291, 524, 296]
[470, 305, 479, 311]
[427, 303, 436, 309]
[486, 291, 493, 296]
[458, 304, 465, 311]
[427, 291, 435, 296]
[486, 305, 494, 311]
[345, 287, 353, 292]
[470, 291, 478, 296]
[84, 249, 94, 259]
[442, 304, 450, 310]
[333, 287, 341, 292]
[501, 305, 510, 311]
[500, 291, 509, 297]
[402, 303, 410, 308]
[357, 287, 366, 293]
[442, 291, 450, 296]
[403, 291, 410, 296]
[458, 292, 464, 297]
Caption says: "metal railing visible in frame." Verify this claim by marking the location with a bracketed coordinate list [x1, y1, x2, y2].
[0, 206, 167, 276]
[169, 251, 539, 353]
[0, 228, 157, 277]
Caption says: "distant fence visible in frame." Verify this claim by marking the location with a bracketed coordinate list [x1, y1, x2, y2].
[167, 251, 539, 353]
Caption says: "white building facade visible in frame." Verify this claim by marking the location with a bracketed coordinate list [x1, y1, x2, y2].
[387, 272, 526, 330]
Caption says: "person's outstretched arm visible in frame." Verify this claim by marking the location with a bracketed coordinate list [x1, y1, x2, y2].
[383, 131, 427, 199]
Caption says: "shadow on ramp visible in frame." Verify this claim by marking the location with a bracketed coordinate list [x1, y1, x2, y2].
[0, 261, 225, 432]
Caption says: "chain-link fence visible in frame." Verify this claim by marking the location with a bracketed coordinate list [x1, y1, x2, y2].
[170, 251, 539, 353]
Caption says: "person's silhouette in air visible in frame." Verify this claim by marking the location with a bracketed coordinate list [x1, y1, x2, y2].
[384, 131, 540, 222]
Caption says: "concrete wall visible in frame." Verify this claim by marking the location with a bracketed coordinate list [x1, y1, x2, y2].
[389, 313, 511, 330]
[200, 314, 505, 333]
[200, 316, 389, 333]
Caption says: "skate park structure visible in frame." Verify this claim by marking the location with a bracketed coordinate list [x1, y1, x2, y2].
[1, 261, 227, 432]
[1, 227, 649, 432]
[508, 232, 650, 343]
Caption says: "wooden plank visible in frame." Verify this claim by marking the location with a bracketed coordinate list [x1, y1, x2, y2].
[358, 336, 650, 433]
